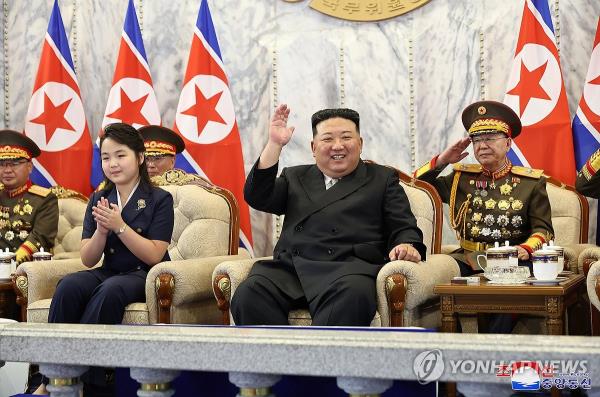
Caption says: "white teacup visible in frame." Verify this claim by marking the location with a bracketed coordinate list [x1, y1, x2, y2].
[532, 249, 560, 281]
[476, 246, 513, 271]
[0, 252, 12, 279]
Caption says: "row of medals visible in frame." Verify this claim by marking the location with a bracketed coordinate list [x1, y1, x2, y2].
[0, 201, 33, 242]
[468, 177, 523, 240]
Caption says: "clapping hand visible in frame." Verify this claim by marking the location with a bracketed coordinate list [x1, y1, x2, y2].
[92, 197, 123, 234]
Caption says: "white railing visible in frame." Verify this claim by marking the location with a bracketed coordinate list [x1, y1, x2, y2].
[0, 322, 599, 396]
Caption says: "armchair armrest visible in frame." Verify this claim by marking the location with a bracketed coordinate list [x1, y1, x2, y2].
[212, 256, 272, 325]
[441, 244, 460, 255]
[14, 258, 88, 306]
[587, 262, 600, 313]
[146, 253, 251, 324]
[578, 246, 600, 276]
[376, 254, 459, 327]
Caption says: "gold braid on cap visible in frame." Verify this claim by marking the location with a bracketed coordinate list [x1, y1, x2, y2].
[144, 140, 176, 156]
[0, 145, 31, 160]
[468, 118, 511, 136]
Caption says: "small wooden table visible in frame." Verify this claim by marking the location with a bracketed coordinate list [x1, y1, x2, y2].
[435, 274, 586, 397]
[0, 278, 19, 321]
[434, 274, 585, 335]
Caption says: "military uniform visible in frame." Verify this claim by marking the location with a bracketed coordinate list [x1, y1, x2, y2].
[414, 101, 554, 276]
[0, 182, 58, 257]
[576, 148, 600, 198]
[0, 130, 58, 263]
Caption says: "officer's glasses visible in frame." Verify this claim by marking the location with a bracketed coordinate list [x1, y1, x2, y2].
[0, 159, 29, 169]
[470, 135, 507, 146]
[145, 155, 171, 163]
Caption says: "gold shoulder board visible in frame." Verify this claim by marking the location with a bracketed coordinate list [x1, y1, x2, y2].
[28, 185, 52, 197]
[511, 166, 544, 179]
[452, 163, 482, 173]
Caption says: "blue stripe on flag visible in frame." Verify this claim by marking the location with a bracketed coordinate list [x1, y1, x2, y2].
[90, 142, 104, 188]
[174, 153, 197, 175]
[30, 166, 52, 188]
[532, 0, 555, 34]
[47, 0, 75, 71]
[123, 0, 148, 62]
[196, 0, 222, 61]
[507, 148, 524, 166]
[573, 115, 600, 170]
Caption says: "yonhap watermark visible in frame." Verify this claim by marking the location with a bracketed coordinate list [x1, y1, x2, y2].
[413, 349, 445, 384]
[412, 349, 590, 390]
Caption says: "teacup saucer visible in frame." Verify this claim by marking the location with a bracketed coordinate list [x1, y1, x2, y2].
[526, 277, 567, 285]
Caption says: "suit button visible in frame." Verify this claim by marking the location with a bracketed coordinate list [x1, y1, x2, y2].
[136, 228, 142, 233]
[327, 248, 334, 255]
[295, 225, 303, 232]
[293, 249, 299, 256]
[109, 248, 115, 254]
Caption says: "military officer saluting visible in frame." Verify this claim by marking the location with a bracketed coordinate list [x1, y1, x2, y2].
[0, 130, 58, 263]
[414, 101, 554, 276]
[139, 125, 185, 178]
[576, 148, 600, 198]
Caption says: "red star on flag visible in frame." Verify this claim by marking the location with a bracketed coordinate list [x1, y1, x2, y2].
[181, 85, 225, 137]
[106, 88, 150, 126]
[29, 93, 75, 145]
[588, 72, 600, 85]
[507, 61, 551, 116]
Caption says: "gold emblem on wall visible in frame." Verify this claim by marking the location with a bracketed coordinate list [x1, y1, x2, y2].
[283, 0, 431, 22]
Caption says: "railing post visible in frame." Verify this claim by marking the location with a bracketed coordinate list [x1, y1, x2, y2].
[229, 372, 280, 397]
[39, 363, 87, 397]
[336, 376, 392, 397]
[130, 368, 179, 397]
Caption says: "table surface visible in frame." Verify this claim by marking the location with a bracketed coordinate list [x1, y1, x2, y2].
[434, 273, 584, 296]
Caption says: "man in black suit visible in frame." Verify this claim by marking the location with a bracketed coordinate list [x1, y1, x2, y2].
[231, 104, 426, 326]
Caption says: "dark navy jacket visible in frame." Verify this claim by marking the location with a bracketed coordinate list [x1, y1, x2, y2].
[83, 184, 174, 273]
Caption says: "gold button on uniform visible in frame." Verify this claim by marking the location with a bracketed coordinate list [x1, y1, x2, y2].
[136, 228, 142, 233]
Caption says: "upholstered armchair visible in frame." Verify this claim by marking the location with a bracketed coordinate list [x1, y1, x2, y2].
[585, 258, 600, 335]
[213, 167, 459, 328]
[13, 170, 249, 325]
[50, 186, 89, 260]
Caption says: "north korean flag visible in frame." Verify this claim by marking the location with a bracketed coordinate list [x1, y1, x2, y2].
[92, 0, 161, 188]
[573, 17, 600, 172]
[173, 0, 253, 253]
[24, 0, 93, 195]
[504, 0, 576, 185]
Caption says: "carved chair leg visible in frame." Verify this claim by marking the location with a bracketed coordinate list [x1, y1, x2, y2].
[213, 274, 231, 325]
[155, 274, 175, 324]
[385, 274, 406, 327]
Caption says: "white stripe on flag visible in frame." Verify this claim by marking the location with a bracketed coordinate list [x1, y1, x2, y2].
[32, 158, 57, 186]
[526, 0, 558, 45]
[511, 144, 531, 168]
[575, 108, 600, 144]
[122, 33, 152, 75]
[45, 33, 79, 84]
[180, 149, 209, 179]
[194, 27, 226, 74]
[239, 231, 254, 258]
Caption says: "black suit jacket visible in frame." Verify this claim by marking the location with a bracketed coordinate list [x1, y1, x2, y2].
[244, 159, 426, 302]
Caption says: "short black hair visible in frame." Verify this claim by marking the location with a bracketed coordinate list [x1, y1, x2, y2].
[311, 108, 360, 136]
[99, 122, 152, 192]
